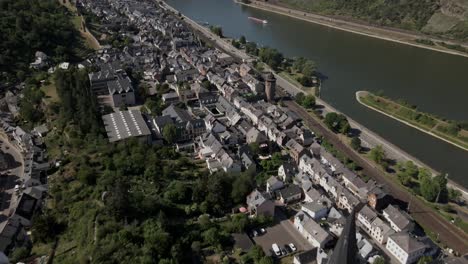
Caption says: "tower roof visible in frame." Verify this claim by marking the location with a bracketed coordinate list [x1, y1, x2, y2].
[327, 204, 363, 264]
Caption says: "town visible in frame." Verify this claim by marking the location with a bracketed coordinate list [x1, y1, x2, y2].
[0, 0, 466, 263]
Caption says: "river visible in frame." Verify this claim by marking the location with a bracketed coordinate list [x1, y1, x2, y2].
[166, 0, 468, 188]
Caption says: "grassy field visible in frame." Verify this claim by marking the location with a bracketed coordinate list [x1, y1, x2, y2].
[358, 91, 468, 150]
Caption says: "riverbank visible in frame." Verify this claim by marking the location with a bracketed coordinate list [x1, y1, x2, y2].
[163, 0, 468, 200]
[235, 0, 468, 59]
[356, 91, 468, 152]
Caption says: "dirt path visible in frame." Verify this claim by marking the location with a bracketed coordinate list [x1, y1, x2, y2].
[236, 0, 468, 58]
[285, 100, 468, 254]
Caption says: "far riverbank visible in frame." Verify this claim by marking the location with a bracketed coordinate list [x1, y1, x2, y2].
[235, 0, 468, 59]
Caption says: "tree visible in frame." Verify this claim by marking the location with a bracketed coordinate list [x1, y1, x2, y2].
[295, 92, 305, 105]
[448, 188, 462, 202]
[373, 257, 385, 264]
[239, 35, 246, 44]
[397, 171, 412, 186]
[370, 145, 387, 167]
[420, 175, 439, 202]
[350, 137, 361, 151]
[245, 42, 258, 55]
[10, 247, 31, 262]
[417, 256, 433, 264]
[301, 94, 316, 108]
[404, 161, 419, 178]
[231, 173, 253, 204]
[209, 26, 223, 37]
[302, 60, 316, 76]
[258, 257, 274, 264]
[258, 47, 284, 70]
[324, 112, 350, 134]
[162, 124, 177, 144]
[433, 174, 448, 203]
[231, 39, 240, 48]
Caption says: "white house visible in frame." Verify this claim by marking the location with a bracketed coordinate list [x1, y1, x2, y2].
[386, 232, 428, 264]
[301, 202, 328, 220]
[294, 211, 331, 248]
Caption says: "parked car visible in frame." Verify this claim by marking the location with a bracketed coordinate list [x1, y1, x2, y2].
[259, 228, 266, 234]
[289, 243, 297, 252]
[284, 244, 292, 253]
[252, 230, 258, 237]
[281, 248, 287, 256]
[272, 243, 281, 256]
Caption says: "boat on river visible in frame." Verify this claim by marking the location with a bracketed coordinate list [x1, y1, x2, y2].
[248, 16, 267, 24]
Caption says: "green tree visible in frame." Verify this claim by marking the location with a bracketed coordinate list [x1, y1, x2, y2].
[231, 173, 253, 204]
[245, 42, 258, 55]
[397, 171, 412, 186]
[162, 123, 177, 144]
[10, 247, 31, 262]
[209, 26, 223, 37]
[231, 39, 240, 48]
[420, 175, 439, 202]
[258, 47, 284, 70]
[417, 256, 433, 264]
[295, 92, 305, 105]
[448, 188, 462, 202]
[301, 94, 316, 108]
[373, 257, 385, 264]
[350, 137, 361, 151]
[239, 35, 246, 44]
[433, 174, 448, 203]
[370, 145, 387, 167]
[258, 257, 274, 264]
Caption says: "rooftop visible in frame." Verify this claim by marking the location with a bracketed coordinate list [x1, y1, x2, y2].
[102, 110, 151, 142]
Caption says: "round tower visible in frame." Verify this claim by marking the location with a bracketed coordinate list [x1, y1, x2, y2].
[265, 72, 276, 102]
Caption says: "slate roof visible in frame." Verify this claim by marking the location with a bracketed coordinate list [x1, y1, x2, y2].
[383, 205, 412, 231]
[389, 232, 427, 253]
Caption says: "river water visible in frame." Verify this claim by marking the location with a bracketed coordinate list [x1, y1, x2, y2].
[167, 0, 468, 187]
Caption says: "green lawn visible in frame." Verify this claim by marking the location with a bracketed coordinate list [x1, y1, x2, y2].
[359, 92, 468, 150]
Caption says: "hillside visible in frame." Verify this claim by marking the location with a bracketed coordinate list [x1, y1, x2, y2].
[274, 0, 468, 42]
[0, 0, 88, 83]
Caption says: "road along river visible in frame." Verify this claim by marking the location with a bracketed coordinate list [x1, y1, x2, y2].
[166, 0, 468, 188]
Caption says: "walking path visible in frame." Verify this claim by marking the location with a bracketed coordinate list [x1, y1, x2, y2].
[235, 0, 468, 58]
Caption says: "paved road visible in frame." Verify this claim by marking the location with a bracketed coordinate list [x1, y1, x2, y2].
[162, 1, 252, 62]
[284, 100, 468, 254]
[0, 134, 24, 216]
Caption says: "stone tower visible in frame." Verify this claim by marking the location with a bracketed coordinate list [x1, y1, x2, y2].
[265, 72, 276, 102]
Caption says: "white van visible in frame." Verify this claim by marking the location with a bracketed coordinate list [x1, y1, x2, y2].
[272, 243, 281, 256]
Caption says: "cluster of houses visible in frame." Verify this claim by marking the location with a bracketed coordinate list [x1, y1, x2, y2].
[246, 139, 439, 264]
[0, 115, 49, 256]
[78, 1, 442, 264]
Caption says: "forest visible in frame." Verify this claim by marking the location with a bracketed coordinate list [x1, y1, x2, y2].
[278, 0, 440, 33]
[14, 68, 275, 263]
[0, 0, 85, 83]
